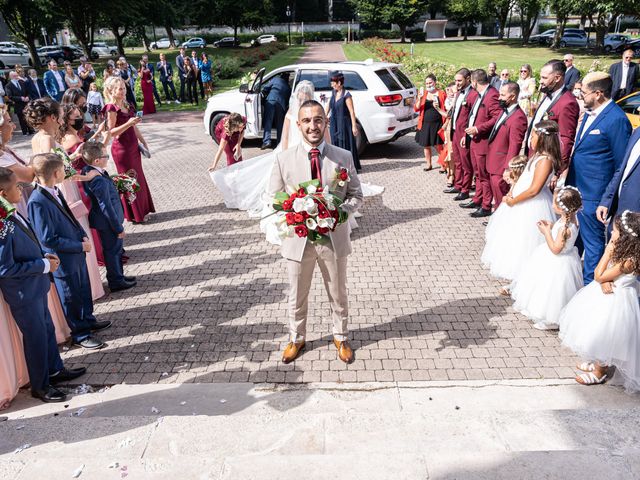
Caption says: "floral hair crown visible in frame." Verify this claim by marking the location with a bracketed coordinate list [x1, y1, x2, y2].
[535, 126, 552, 135]
[621, 210, 638, 238]
[556, 185, 581, 213]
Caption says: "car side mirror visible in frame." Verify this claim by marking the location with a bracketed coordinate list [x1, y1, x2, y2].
[239, 83, 249, 93]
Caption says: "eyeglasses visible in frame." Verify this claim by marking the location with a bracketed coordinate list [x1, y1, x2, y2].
[520, 70, 528, 73]
[579, 90, 598, 98]
[501, 73, 510, 77]
[563, 59, 571, 63]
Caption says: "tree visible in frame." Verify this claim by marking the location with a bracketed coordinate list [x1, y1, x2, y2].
[192, 0, 274, 39]
[491, 0, 515, 40]
[515, 0, 543, 44]
[575, 0, 640, 49]
[446, 0, 486, 40]
[51, 0, 103, 58]
[100, 0, 136, 55]
[549, 0, 576, 48]
[347, 0, 388, 30]
[0, 0, 62, 68]
[383, 0, 429, 43]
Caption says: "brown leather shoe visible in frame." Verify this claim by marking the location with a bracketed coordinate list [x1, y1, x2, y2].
[282, 341, 305, 364]
[333, 339, 354, 363]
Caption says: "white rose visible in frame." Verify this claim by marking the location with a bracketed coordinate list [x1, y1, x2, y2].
[306, 184, 317, 194]
[303, 197, 318, 215]
[278, 224, 293, 238]
[338, 180, 345, 187]
[305, 218, 317, 230]
[292, 197, 307, 212]
[318, 217, 335, 229]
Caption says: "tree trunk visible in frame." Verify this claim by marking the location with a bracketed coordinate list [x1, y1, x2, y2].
[111, 23, 128, 56]
[165, 24, 176, 47]
[463, 22, 468, 41]
[26, 37, 42, 69]
[140, 29, 151, 51]
[551, 16, 567, 49]
[400, 25, 407, 43]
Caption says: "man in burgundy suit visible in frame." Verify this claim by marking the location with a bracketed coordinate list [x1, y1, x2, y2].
[487, 82, 528, 209]
[445, 68, 474, 201]
[524, 59, 579, 180]
[459, 69, 502, 218]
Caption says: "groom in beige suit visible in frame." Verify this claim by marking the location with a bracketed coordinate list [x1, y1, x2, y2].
[268, 100, 363, 364]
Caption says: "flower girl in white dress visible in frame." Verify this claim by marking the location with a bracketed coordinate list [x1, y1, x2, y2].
[510, 186, 583, 330]
[560, 210, 640, 389]
[481, 120, 558, 284]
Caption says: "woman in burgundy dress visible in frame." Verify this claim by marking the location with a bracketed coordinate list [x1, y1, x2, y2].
[139, 60, 156, 115]
[103, 76, 155, 223]
[208, 113, 246, 171]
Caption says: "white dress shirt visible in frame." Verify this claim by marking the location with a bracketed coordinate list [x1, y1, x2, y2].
[42, 185, 63, 205]
[528, 88, 563, 147]
[621, 63, 629, 89]
[452, 86, 471, 131]
[619, 135, 640, 196]
[468, 87, 488, 128]
[580, 99, 611, 139]
[53, 70, 65, 91]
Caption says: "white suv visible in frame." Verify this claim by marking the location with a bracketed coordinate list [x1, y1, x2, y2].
[203, 61, 417, 154]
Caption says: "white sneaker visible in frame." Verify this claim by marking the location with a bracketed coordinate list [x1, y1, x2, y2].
[175, 100, 181, 104]
[533, 322, 559, 331]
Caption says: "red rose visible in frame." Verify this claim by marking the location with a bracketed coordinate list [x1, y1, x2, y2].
[289, 192, 297, 200]
[300, 211, 310, 220]
[317, 227, 329, 234]
[0, 221, 4, 230]
[286, 212, 296, 225]
[0, 207, 6, 218]
[339, 170, 349, 181]
[294, 225, 308, 237]
[297, 188, 306, 197]
[282, 199, 293, 210]
[316, 186, 323, 192]
[293, 213, 304, 223]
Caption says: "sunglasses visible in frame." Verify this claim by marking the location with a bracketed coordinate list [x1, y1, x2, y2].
[520, 70, 528, 73]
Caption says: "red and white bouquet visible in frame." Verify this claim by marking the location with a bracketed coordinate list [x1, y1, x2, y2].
[0, 196, 16, 232]
[111, 169, 141, 203]
[272, 179, 348, 242]
[51, 147, 77, 179]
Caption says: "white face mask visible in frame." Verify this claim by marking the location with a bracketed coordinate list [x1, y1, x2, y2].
[426, 86, 436, 93]
[572, 89, 581, 98]
[30, 75, 37, 80]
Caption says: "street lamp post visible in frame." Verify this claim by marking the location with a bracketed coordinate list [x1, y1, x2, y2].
[286, 5, 291, 46]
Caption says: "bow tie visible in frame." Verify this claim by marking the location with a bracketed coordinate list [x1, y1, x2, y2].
[585, 109, 597, 117]
[546, 92, 554, 100]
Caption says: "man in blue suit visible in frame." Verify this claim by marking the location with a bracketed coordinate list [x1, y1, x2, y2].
[81, 141, 136, 292]
[0, 167, 86, 402]
[142, 54, 162, 105]
[25, 69, 48, 100]
[157, 53, 179, 103]
[42, 60, 66, 102]
[598, 127, 640, 227]
[176, 47, 187, 103]
[28, 153, 110, 350]
[566, 72, 632, 283]
[261, 72, 291, 149]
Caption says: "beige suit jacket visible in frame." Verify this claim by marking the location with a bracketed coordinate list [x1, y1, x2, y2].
[267, 143, 363, 262]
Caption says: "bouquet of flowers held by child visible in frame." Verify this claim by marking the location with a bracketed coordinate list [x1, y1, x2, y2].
[272, 179, 348, 242]
[111, 169, 141, 203]
[51, 147, 77, 179]
[0, 196, 16, 233]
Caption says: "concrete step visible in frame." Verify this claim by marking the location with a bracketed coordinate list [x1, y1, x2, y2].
[1, 381, 640, 479]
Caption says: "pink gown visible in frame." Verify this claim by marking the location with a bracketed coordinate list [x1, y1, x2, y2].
[0, 300, 29, 410]
[103, 103, 155, 222]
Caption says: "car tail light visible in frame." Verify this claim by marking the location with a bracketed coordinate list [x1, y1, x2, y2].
[375, 94, 403, 106]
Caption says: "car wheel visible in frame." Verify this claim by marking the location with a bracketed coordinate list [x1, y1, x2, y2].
[355, 122, 368, 156]
[560, 41, 567, 47]
[210, 112, 228, 144]
[604, 45, 612, 52]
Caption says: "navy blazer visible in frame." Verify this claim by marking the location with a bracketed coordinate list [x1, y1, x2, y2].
[0, 215, 50, 306]
[566, 101, 632, 202]
[263, 76, 291, 111]
[564, 66, 580, 90]
[176, 54, 186, 77]
[43, 70, 66, 101]
[26, 77, 48, 100]
[609, 61, 638, 98]
[27, 186, 87, 279]
[600, 127, 640, 217]
[147, 63, 157, 83]
[82, 166, 124, 234]
[157, 61, 174, 82]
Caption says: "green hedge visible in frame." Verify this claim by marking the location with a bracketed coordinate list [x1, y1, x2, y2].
[361, 29, 398, 39]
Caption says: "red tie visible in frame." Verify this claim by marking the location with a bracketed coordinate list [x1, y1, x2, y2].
[309, 148, 322, 184]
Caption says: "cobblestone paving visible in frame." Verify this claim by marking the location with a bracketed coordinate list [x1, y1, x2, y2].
[14, 117, 579, 385]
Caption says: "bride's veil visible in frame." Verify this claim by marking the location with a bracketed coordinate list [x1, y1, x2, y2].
[279, 80, 316, 152]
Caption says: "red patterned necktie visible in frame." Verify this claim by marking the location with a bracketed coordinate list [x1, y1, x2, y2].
[309, 148, 322, 184]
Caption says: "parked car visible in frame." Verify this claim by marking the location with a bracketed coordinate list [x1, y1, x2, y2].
[530, 29, 555, 44]
[252, 34, 277, 46]
[37, 46, 66, 64]
[558, 33, 588, 48]
[604, 34, 630, 53]
[204, 60, 418, 155]
[0, 42, 28, 53]
[150, 38, 171, 49]
[69, 45, 86, 59]
[213, 37, 240, 48]
[181, 37, 206, 48]
[0, 47, 46, 68]
[615, 38, 640, 54]
[92, 42, 118, 58]
[617, 91, 640, 129]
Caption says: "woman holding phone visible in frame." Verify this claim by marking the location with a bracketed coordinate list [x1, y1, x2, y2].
[414, 74, 446, 171]
[103, 76, 155, 223]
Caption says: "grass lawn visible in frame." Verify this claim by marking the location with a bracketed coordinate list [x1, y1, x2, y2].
[344, 39, 619, 73]
[84, 44, 307, 113]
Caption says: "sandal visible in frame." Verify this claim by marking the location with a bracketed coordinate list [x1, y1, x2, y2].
[576, 372, 607, 386]
[576, 362, 596, 372]
[424, 166, 433, 171]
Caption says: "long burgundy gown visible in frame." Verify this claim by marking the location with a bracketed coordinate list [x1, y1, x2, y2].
[103, 103, 155, 222]
[141, 69, 156, 115]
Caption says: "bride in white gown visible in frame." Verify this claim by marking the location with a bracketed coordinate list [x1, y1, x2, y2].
[210, 80, 384, 245]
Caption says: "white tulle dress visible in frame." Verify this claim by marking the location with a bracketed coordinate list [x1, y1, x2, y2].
[481, 154, 556, 281]
[560, 272, 640, 392]
[510, 220, 583, 326]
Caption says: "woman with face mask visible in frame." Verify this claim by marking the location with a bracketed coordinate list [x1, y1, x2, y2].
[414, 74, 447, 171]
[572, 80, 586, 124]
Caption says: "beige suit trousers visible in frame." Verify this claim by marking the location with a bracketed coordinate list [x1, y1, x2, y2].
[287, 241, 349, 343]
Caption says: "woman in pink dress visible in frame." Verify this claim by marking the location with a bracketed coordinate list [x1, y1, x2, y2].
[103, 76, 155, 223]
[139, 60, 156, 115]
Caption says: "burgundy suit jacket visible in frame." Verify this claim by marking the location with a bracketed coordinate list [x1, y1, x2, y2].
[531, 90, 579, 174]
[452, 87, 474, 140]
[487, 106, 528, 175]
[468, 86, 502, 155]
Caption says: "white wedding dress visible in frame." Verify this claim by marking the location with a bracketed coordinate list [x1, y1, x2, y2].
[210, 81, 384, 245]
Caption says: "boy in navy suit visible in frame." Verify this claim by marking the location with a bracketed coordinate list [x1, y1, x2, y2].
[0, 167, 86, 402]
[28, 154, 110, 350]
[81, 141, 136, 292]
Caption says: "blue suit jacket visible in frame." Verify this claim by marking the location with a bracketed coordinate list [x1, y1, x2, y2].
[263, 76, 291, 111]
[43, 70, 66, 101]
[157, 61, 174, 83]
[0, 215, 50, 306]
[27, 186, 87, 279]
[564, 67, 580, 90]
[26, 77, 48, 100]
[600, 127, 640, 216]
[176, 54, 186, 78]
[566, 101, 632, 202]
[82, 166, 124, 234]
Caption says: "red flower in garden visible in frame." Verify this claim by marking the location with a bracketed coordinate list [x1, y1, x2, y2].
[294, 225, 308, 237]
